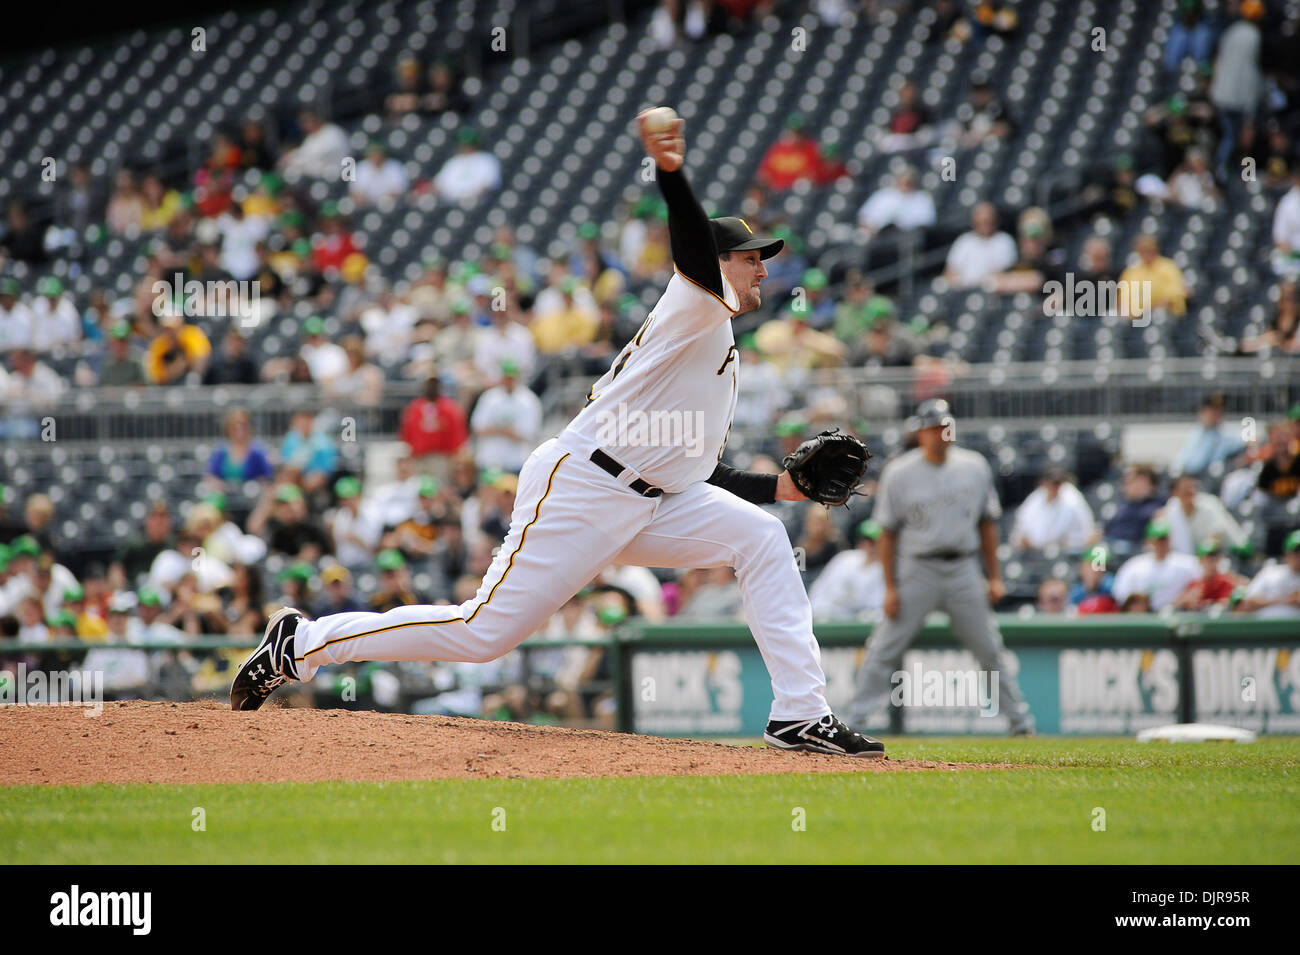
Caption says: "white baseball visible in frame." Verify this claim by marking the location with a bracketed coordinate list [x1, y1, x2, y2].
[644, 106, 678, 133]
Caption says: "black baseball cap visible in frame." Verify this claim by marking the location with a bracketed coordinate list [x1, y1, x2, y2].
[914, 398, 952, 430]
[710, 217, 784, 259]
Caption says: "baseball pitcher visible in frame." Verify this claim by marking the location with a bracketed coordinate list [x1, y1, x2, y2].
[232, 109, 882, 757]
[846, 399, 1035, 734]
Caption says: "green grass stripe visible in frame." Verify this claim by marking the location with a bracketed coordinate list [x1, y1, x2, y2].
[2, 738, 1296, 864]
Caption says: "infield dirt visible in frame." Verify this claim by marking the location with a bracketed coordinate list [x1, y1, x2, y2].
[0, 700, 1023, 784]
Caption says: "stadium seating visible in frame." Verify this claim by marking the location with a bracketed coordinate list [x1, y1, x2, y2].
[1, 0, 1285, 357]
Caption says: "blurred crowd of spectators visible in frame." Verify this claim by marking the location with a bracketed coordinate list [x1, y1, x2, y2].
[2, 387, 1296, 721]
[1014, 393, 1300, 616]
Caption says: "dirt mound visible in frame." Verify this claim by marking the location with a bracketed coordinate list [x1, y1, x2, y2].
[0, 701, 1012, 785]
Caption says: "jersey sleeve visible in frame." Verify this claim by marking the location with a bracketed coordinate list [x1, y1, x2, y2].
[469, 393, 493, 431]
[707, 461, 778, 505]
[1111, 560, 1137, 604]
[656, 168, 724, 299]
[980, 456, 1003, 521]
[1066, 497, 1095, 550]
[873, 462, 901, 530]
[518, 392, 543, 441]
[1242, 568, 1271, 601]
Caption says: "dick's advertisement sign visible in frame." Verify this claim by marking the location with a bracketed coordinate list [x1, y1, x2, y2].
[631, 647, 866, 736]
[1053, 648, 1180, 733]
[1192, 646, 1300, 733]
[625, 635, 1300, 737]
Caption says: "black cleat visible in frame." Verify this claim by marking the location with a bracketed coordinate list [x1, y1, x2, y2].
[764, 714, 886, 758]
[230, 607, 305, 711]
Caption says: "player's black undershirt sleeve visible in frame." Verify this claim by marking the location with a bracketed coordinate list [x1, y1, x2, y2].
[656, 167, 724, 299]
[707, 462, 779, 505]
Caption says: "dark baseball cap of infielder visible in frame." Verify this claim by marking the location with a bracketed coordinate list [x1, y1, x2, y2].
[709, 217, 784, 259]
[913, 398, 952, 430]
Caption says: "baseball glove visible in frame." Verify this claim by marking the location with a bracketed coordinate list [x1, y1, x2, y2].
[782, 428, 872, 506]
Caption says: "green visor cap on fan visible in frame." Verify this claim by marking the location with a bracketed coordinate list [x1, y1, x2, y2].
[865, 296, 896, 321]
[597, 603, 628, 627]
[279, 562, 314, 583]
[376, 548, 406, 571]
[801, 267, 828, 291]
[1085, 544, 1109, 568]
[1146, 520, 1171, 540]
[709, 218, 784, 259]
[275, 484, 304, 503]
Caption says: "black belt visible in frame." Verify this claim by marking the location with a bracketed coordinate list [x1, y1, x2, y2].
[914, 550, 974, 561]
[590, 449, 663, 498]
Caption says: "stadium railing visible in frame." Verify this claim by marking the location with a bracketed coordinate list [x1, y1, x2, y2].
[0, 381, 422, 445]
[3, 356, 1291, 449]
[542, 355, 1300, 432]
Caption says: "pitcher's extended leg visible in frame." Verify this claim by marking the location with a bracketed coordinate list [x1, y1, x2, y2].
[293, 443, 656, 680]
[614, 481, 828, 721]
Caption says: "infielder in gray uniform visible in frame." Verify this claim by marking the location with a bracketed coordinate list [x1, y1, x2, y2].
[847, 399, 1034, 734]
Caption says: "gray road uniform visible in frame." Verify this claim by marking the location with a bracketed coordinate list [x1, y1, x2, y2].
[847, 446, 1034, 732]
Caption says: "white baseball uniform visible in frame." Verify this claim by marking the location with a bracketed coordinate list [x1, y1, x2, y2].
[294, 293, 829, 720]
[292, 171, 832, 722]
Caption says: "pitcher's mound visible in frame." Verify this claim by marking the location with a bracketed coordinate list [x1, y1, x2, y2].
[1, 700, 1012, 785]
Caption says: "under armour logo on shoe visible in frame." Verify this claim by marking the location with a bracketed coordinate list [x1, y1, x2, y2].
[818, 717, 838, 737]
[251, 664, 265, 678]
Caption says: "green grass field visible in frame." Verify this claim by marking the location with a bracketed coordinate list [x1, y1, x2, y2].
[3, 738, 1297, 864]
